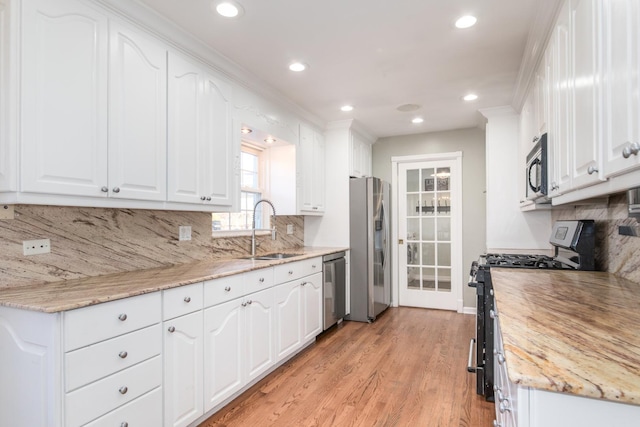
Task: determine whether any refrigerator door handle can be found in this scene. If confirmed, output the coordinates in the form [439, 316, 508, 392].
[381, 199, 388, 270]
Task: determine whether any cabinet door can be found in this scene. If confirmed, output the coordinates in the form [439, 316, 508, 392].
[0, 1, 13, 192]
[21, 0, 108, 196]
[167, 52, 206, 204]
[244, 288, 275, 382]
[202, 73, 235, 207]
[109, 23, 167, 201]
[301, 272, 323, 342]
[602, 0, 640, 177]
[298, 124, 315, 211]
[551, 1, 573, 194]
[203, 299, 243, 412]
[311, 131, 326, 211]
[570, 0, 603, 189]
[274, 280, 303, 362]
[163, 311, 203, 427]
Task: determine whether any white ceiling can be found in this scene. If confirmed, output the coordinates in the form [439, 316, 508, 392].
[137, 0, 551, 139]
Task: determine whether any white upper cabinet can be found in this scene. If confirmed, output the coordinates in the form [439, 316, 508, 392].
[167, 52, 237, 209]
[298, 123, 325, 214]
[0, 0, 14, 192]
[549, 0, 573, 195]
[570, 0, 604, 189]
[109, 22, 167, 201]
[21, 0, 109, 197]
[601, 0, 640, 178]
[350, 132, 372, 178]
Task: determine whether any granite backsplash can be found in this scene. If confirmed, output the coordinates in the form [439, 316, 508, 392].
[551, 192, 640, 284]
[0, 205, 304, 288]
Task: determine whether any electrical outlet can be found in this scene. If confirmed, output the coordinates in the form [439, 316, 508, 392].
[286, 224, 294, 235]
[179, 226, 192, 241]
[23, 239, 51, 256]
[0, 205, 14, 220]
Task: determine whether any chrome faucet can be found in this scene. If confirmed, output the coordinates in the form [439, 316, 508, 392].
[251, 199, 277, 256]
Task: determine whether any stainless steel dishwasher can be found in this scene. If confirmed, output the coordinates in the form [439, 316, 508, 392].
[323, 251, 346, 330]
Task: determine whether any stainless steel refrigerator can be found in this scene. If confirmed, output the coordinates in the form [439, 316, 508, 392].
[347, 177, 391, 322]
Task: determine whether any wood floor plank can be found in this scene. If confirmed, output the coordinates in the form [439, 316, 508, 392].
[199, 307, 495, 427]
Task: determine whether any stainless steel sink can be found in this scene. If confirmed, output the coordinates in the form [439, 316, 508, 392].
[245, 253, 302, 260]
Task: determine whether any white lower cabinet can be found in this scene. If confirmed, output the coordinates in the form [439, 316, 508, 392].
[275, 271, 323, 362]
[203, 286, 275, 411]
[0, 259, 324, 426]
[163, 311, 204, 427]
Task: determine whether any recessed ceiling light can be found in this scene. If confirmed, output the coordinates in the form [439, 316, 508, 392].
[289, 62, 308, 72]
[463, 93, 478, 101]
[214, 1, 244, 18]
[412, 117, 424, 124]
[264, 137, 276, 144]
[455, 15, 477, 29]
[341, 105, 354, 112]
[240, 127, 252, 134]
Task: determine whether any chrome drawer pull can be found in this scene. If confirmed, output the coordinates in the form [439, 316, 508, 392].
[168, 326, 176, 333]
[119, 386, 128, 395]
[118, 351, 128, 359]
[118, 313, 127, 321]
[184, 296, 191, 303]
[289, 270, 293, 275]
[224, 286, 231, 292]
[121, 422, 129, 427]
[259, 277, 265, 283]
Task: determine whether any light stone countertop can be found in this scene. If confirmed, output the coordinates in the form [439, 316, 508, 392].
[491, 268, 640, 405]
[0, 247, 347, 313]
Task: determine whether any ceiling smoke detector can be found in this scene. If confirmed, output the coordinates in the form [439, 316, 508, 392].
[397, 104, 421, 112]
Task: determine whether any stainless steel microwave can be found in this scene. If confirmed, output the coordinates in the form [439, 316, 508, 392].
[525, 133, 548, 201]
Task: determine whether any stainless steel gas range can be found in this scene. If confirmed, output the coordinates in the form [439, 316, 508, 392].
[466, 220, 596, 401]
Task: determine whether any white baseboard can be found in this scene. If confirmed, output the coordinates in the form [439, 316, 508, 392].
[462, 306, 477, 315]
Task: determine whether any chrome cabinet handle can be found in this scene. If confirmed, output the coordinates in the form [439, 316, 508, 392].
[119, 386, 128, 395]
[489, 309, 497, 319]
[121, 423, 129, 427]
[312, 264, 316, 268]
[206, 197, 212, 201]
[241, 302, 247, 307]
[112, 187, 120, 193]
[288, 270, 293, 275]
[168, 326, 175, 333]
[184, 296, 191, 303]
[247, 300, 252, 305]
[259, 277, 264, 283]
[587, 165, 598, 175]
[224, 286, 231, 292]
[101, 186, 108, 193]
[622, 142, 640, 158]
[301, 282, 307, 286]
[118, 313, 127, 321]
[312, 206, 318, 210]
[118, 351, 128, 359]
[200, 196, 206, 201]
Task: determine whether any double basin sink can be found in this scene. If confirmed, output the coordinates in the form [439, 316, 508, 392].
[244, 253, 302, 261]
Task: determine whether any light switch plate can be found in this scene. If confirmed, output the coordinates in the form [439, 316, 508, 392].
[179, 226, 192, 241]
[23, 239, 51, 256]
[286, 224, 294, 235]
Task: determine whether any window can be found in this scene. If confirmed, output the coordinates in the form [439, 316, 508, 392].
[212, 145, 267, 232]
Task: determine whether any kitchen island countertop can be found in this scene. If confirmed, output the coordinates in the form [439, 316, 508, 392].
[491, 268, 640, 405]
[0, 247, 347, 313]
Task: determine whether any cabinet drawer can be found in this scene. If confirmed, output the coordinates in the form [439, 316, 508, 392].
[65, 355, 162, 427]
[274, 257, 321, 283]
[65, 324, 161, 392]
[83, 387, 162, 427]
[163, 282, 203, 320]
[204, 274, 245, 307]
[245, 267, 274, 294]
[64, 292, 161, 351]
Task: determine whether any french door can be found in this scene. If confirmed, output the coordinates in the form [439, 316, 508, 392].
[395, 154, 462, 311]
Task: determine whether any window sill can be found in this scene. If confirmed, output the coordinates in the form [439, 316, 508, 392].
[212, 230, 271, 238]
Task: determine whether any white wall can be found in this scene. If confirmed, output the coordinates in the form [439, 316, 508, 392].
[481, 107, 552, 251]
[372, 127, 486, 310]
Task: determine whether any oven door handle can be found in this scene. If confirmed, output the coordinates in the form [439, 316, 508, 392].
[467, 338, 478, 373]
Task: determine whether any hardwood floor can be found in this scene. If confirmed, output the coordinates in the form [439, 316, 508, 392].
[200, 307, 495, 427]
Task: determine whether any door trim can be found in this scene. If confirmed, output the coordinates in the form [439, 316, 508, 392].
[391, 152, 463, 312]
